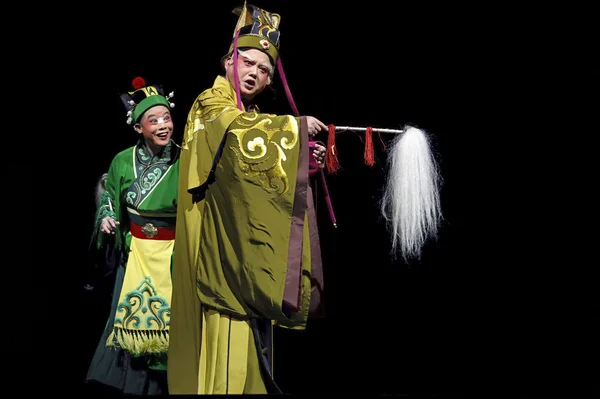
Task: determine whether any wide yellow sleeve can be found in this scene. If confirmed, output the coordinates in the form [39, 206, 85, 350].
[196, 110, 314, 328]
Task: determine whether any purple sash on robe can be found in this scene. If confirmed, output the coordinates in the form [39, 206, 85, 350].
[283, 117, 325, 316]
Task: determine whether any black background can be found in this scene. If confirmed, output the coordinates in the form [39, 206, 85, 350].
[23, 1, 597, 396]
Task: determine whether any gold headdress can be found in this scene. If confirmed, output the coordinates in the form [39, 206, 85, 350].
[223, 1, 281, 66]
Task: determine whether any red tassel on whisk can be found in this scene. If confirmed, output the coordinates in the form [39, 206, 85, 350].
[326, 124, 341, 173]
[364, 126, 375, 166]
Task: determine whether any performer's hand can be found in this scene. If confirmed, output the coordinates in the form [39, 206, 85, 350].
[306, 116, 328, 138]
[312, 143, 326, 169]
[101, 216, 120, 235]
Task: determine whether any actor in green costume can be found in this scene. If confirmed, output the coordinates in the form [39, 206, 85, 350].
[167, 2, 328, 394]
[86, 77, 179, 395]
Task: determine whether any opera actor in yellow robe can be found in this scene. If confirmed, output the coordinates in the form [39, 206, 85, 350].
[167, 2, 328, 395]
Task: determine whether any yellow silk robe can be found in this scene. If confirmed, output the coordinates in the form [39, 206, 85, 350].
[168, 76, 322, 394]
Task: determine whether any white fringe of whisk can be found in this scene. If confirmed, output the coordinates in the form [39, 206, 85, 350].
[379, 125, 443, 262]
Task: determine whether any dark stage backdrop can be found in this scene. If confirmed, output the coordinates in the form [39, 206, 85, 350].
[55, 1, 479, 395]
[36, 1, 595, 396]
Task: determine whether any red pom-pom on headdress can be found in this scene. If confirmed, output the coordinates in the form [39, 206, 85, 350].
[132, 77, 146, 90]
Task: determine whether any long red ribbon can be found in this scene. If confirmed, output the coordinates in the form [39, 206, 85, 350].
[278, 57, 337, 227]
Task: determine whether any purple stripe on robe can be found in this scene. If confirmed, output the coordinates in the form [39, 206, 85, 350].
[306, 182, 325, 318]
[283, 117, 309, 312]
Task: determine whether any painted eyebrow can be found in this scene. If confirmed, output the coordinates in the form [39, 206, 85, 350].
[145, 111, 170, 119]
[237, 49, 273, 74]
[238, 49, 254, 61]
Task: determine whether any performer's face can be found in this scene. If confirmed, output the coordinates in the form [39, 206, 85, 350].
[134, 105, 174, 155]
[225, 49, 273, 101]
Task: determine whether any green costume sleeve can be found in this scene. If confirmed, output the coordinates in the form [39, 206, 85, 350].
[95, 154, 124, 250]
[94, 191, 116, 249]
